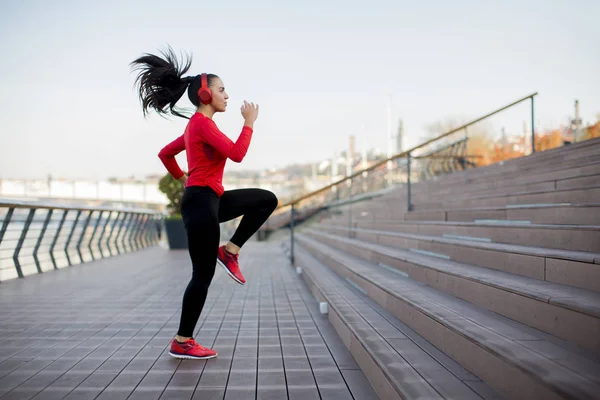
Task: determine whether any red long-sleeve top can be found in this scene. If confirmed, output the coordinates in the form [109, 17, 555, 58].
[158, 112, 253, 196]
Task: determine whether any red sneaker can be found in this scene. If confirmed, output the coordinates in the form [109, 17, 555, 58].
[169, 338, 217, 360]
[217, 245, 246, 285]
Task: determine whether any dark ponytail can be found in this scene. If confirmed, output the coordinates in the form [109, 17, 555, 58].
[130, 46, 195, 119]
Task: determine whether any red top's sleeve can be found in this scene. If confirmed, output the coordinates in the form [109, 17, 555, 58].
[198, 120, 253, 163]
[158, 134, 186, 179]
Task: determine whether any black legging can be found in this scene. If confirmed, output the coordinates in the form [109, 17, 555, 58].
[176, 186, 278, 338]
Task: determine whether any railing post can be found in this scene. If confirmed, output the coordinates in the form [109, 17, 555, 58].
[531, 96, 536, 153]
[88, 210, 104, 261]
[144, 214, 153, 247]
[123, 213, 135, 252]
[157, 216, 164, 245]
[139, 215, 149, 248]
[147, 214, 159, 246]
[77, 210, 94, 264]
[407, 152, 413, 212]
[132, 213, 143, 251]
[148, 215, 158, 246]
[50, 210, 68, 270]
[141, 215, 151, 247]
[128, 214, 142, 252]
[130, 214, 141, 251]
[0, 207, 14, 246]
[290, 204, 295, 265]
[0, 207, 14, 283]
[13, 208, 35, 278]
[33, 209, 53, 273]
[65, 210, 82, 266]
[135, 214, 148, 249]
[96, 211, 113, 259]
[119, 213, 134, 254]
[107, 211, 123, 256]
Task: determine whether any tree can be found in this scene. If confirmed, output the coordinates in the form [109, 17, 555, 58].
[535, 129, 563, 152]
[422, 117, 466, 139]
[422, 116, 495, 168]
[584, 120, 600, 140]
[488, 135, 527, 165]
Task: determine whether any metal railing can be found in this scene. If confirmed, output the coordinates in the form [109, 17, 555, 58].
[0, 200, 163, 282]
[264, 92, 538, 264]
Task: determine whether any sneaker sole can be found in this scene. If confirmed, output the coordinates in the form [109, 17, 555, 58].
[217, 258, 245, 285]
[168, 351, 218, 360]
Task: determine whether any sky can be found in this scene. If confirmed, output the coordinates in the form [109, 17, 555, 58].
[0, 0, 598, 180]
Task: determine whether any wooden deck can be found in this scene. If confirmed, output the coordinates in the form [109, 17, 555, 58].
[0, 241, 377, 399]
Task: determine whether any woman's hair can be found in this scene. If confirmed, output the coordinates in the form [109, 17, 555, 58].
[130, 45, 218, 119]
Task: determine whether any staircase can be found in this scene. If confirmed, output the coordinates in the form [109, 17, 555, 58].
[288, 137, 600, 399]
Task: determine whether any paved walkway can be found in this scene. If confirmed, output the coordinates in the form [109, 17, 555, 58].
[0, 241, 377, 399]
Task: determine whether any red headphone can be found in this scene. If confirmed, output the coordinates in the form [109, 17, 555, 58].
[198, 73, 213, 105]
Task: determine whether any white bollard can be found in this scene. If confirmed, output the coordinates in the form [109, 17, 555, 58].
[296, 266, 302, 275]
[319, 302, 328, 315]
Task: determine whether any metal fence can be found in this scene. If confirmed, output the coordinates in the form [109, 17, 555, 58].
[0, 200, 163, 282]
[261, 92, 539, 264]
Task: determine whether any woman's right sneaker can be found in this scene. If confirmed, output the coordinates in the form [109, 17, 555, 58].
[169, 338, 217, 360]
[217, 245, 246, 285]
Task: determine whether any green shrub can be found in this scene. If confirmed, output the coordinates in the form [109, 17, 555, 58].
[158, 172, 185, 219]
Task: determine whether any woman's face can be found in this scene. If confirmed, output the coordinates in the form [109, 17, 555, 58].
[210, 77, 229, 112]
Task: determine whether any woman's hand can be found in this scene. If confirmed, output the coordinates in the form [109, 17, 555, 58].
[241, 101, 259, 127]
[178, 173, 188, 186]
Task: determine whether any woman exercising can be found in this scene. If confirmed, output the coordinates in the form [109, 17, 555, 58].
[131, 47, 278, 359]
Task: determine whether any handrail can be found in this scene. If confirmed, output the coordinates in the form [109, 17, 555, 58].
[282, 92, 538, 207]
[0, 199, 158, 214]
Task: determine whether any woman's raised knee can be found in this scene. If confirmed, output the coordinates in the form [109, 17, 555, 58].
[263, 190, 278, 211]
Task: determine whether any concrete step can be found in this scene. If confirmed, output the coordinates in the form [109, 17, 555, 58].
[418, 166, 600, 200]
[402, 151, 600, 200]
[303, 228, 600, 352]
[382, 164, 600, 205]
[413, 158, 600, 195]
[335, 219, 600, 253]
[364, 203, 600, 225]
[431, 153, 600, 189]
[318, 223, 600, 292]
[406, 158, 598, 199]
[296, 233, 600, 400]
[425, 137, 600, 186]
[372, 184, 600, 213]
[429, 186, 600, 210]
[292, 244, 502, 400]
